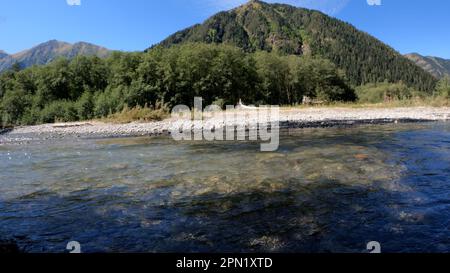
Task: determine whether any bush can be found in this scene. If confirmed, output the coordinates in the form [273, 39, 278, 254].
[356, 82, 413, 103]
[0, 90, 32, 125]
[436, 76, 450, 98]
[20, 106, 41, 125]
[39, 101, 78, 123]
[76, 91, 95, 120]
[94, 87, 124, 118]
[212, 98, 226, 108]
[104, 105, 168, 123]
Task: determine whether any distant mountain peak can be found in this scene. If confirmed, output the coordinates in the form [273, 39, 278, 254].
[72, 41, 109, 51]
[74, 41, 96, 46]
[43, 39, 66, 44]
[0, 50, 9, 58]
[241, 0, 265, 7]
[235, 0, 270, 14]
[0, 40, 111, 73]
[405, 53, 421, 58]
[405, 53, 450, 79]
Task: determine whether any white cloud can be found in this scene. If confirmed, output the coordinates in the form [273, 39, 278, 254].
[367, 0, 381, 6]
[66, 0, 81, 6]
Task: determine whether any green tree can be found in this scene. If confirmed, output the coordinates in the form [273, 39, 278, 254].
[436, 76, 450, 98]
[69, 56, 109, 100]
[0, 89, 31, 125]
[76, 91, 95, 120]
[39, 100, 78, 123]
[291, 56, 355, 102]
[254, 51, 292, 104]
[34, 58, 71, 107]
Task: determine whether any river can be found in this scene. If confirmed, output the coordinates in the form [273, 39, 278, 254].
[0, 122, 449, 252]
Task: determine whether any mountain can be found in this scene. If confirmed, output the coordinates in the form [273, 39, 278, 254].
[0, 40, 111, 73]
[405, 53, 450, 79]
[0, 50, 8, 59]
[156, 0, 436, 91]
[0, 51, 13, 72]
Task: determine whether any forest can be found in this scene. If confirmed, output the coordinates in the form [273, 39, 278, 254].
[1, 43, 449, 127]
[0, 43, 357, 126]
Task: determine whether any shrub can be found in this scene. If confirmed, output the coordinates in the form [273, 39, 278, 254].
[436, 76, 450, 98]
[212, 98, 226, 108]
[76, 91, 95, 120]
[94, 86, 125, 118]
[104, 105, 168, 123]
[20, 106, 41, 125]
[0, 90, 31, 125]
[356, 82, 413, 103]
[39, 101, 78, 123]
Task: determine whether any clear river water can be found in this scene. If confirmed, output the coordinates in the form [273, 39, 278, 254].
[0, 122, 449, 253]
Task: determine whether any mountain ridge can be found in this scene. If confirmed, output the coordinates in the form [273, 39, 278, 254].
[155, 0, 436, 91]
[405, 53, 450, 79]
[0, 40, 111, 72]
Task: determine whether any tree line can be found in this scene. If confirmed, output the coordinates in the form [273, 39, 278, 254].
[0, 43, 356, 126]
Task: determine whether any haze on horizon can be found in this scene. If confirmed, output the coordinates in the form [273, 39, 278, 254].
[0, 0, 449, 58]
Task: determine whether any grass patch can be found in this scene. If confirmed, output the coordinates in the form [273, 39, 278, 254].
[282, 97, 450, 110]
[102, 105, 169, 124]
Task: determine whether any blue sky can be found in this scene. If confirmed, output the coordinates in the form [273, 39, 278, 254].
[0, 0, 449, 58]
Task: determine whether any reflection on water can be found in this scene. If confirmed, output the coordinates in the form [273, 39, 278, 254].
[0, 123, 449, 253]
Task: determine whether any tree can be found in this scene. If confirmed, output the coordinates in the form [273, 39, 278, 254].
[254, 51, 292, 105]
[436, 76, 450, 98]
[76, 91, 95, 120]
[0, 89, 31, 125]
[289, 56, 355, 103]
[69, 56, 108, 100]
[34, 58, 71, 106]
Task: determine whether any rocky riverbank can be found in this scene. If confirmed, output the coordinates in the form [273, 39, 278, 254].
[1, 107, 449, 142]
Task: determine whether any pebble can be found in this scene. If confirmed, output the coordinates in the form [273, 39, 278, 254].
[2, 107, 450, 141]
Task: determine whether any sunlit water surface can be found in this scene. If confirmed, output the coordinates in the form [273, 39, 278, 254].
[0, 122, 449, 253]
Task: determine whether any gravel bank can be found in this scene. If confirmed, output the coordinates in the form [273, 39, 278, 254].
[2, 107, 450, 141]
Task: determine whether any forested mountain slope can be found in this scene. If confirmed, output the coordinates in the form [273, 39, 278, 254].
[157, 0, 436, 91]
